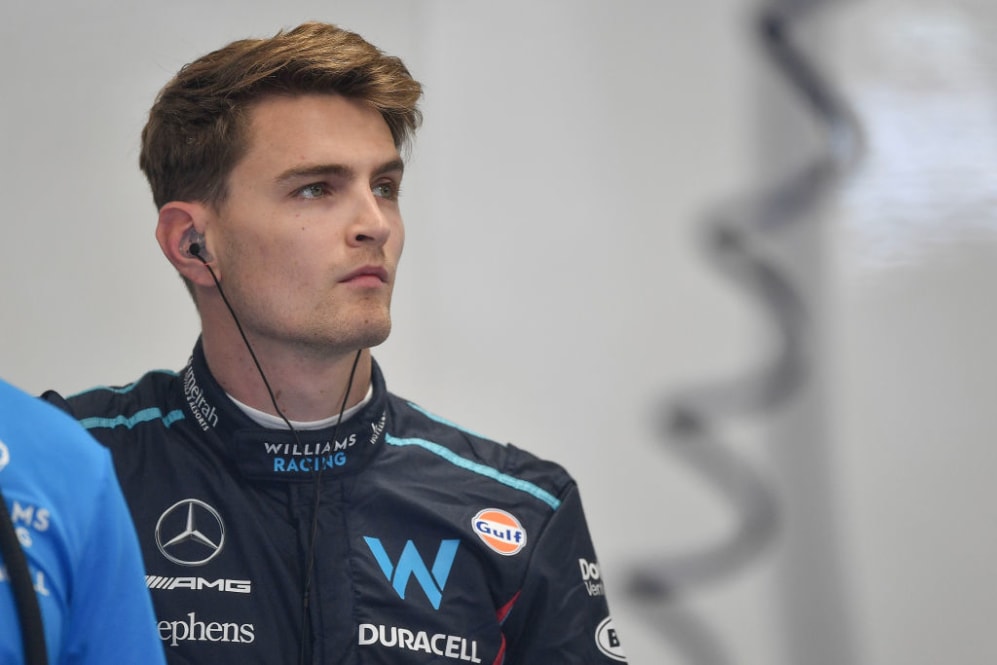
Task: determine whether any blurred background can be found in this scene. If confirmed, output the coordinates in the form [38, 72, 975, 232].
[1, 1, 995, 663]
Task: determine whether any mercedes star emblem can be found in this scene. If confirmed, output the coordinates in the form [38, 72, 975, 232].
[155, 498, 226, 566]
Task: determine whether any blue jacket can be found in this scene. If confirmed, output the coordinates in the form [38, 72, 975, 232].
[44, 341, 627, 664]
[0, 377, 165, 665]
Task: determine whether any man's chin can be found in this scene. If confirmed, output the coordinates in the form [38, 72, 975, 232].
[328, 318, 392, 354]
[356, 324, 391, 350]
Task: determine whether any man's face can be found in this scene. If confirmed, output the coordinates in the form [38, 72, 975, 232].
[207, 93, 405, 356]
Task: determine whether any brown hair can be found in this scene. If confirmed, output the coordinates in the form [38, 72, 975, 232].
[139, 22, 423, 209]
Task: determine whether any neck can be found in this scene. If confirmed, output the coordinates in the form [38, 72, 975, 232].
[199, 317, 372, 423]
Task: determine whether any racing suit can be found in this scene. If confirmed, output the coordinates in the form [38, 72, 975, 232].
[43, 340, 627, 664]
[0, 377, 165, 665]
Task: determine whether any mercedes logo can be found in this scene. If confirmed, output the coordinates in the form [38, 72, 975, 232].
[155, 498, 226, 567]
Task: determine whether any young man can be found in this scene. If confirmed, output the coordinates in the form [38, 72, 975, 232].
[44, 22, 626, 664]
[0, 377, 165, 664]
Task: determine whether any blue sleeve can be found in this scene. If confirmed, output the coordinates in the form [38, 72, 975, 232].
[62, 452, 166, 665]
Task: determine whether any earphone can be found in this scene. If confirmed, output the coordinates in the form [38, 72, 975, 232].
[180, 228, 214, 262]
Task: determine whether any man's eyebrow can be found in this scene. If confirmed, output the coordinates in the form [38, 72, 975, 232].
[274, 158, 405, 185]
[374, 158, 406, 177]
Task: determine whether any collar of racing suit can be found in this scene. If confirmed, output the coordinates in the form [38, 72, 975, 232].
[181, 338, 389, 483]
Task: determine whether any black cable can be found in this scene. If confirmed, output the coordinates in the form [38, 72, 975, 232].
[192, 253, 301, 434]
[191, 249, 362, 665]
[0, 485, 48, 665]
[298, 348, 361, 665]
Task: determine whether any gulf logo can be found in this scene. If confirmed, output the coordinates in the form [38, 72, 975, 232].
[472, 508, 527, 556]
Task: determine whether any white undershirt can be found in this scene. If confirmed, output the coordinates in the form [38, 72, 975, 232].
[227, 384, 374, 430]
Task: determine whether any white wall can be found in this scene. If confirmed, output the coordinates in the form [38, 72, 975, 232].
[1, 1, 994, 664]
[828, 1, 997, 664]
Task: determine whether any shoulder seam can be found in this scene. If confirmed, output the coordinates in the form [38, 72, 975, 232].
[404, 401, 493, 442]
[384, 434, 561, 511]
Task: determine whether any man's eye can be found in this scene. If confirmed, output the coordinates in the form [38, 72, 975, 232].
[298, 183, 327, 199]
[373, 182, 399, 200]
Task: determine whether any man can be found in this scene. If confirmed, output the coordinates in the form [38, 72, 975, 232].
[44, 22, 627, 664]
[0, 376, 166, 664]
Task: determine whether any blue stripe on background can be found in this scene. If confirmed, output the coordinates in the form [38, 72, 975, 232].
[80, 408, 184, 431]
[385, 434, 561, 510]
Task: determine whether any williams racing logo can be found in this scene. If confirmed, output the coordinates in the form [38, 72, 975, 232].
[264, 435, 356, 473]
[232, 411, 386, 479]
[363, 537, 459, 610]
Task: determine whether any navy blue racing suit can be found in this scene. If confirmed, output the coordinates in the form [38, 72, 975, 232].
[43, 341, 627, 664]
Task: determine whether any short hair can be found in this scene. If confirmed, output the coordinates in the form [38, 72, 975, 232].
[139, 22, 423, 210]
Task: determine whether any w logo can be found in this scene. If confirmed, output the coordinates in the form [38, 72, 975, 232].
[363, 537, 459, 610]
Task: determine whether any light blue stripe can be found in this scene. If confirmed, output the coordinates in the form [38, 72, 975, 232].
[406, 402, 491, 441]
[385, 434, 561, 511]
[68, 369, 179, 398]
[80, 408, 185, 431]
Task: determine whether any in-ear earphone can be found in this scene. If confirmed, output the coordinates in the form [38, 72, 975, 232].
[180, 228, 214, 262]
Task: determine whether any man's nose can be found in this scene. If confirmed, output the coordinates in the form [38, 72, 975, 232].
[347, 189, 391, 247]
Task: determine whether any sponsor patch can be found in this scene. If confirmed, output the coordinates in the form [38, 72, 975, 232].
[146, 575, 251, 594]
[472, 508, 526, 556]
[363, 537, 459, 610]
[183, 365, 219, 431]
[358, 623, 482, 662]
[155, 498, 225, 566]
[595, 616, 627, 662]
[579, 557, 606, 597]
[157, 612, 255, 647]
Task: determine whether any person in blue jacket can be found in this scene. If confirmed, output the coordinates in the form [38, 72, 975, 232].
[0, 376, 166, 665]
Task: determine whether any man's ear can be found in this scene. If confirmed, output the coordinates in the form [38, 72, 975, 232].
[156, 201, 218, 287]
